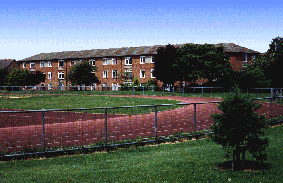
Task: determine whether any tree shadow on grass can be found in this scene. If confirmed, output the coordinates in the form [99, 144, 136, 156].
[218, 160, 271, 172]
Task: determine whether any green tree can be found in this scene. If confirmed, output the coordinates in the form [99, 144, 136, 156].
[210, 94, 269, 170]
[6, 69, 31, 86]
[67, 61, 99, 86]
[265, 36, 283, 87]
[154, 44, 179, 87]
[175, 43, 233, 83]
[0, 68, 9, 86]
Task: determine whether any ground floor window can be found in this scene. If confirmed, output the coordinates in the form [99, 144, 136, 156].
[58, 72, 64, 79]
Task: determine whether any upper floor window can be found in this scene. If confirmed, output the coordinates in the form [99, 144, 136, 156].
[70, 60, 75, 66]
[112, 70, 118, 78]
[30, 62, 35, 69]
[48, 72, 52, 80]
[23, 62, 26, 68]
[58, 60, 64, 67]
[140, 56, 145, 64]
[40, 61, 44, 67]
[103, 70, 108, 78]
[242, 54, 248, 69]
[151, 69, 155, 78]
[112, 58, 117, 65]
[140, 69, 145, 78]
[58, 72, 64, 79]
[89, 59, 95, 66]
[48, 61, 52, 67]
[252, 55, 256, 61]
[125, 57, 132, 65]
[103, 58, 108, 65]
[152, 56, 156, 63]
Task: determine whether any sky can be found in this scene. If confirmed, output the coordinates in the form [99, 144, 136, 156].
[1, 0, 282, 60]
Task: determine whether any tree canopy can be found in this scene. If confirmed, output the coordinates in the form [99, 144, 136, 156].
[67, 61, 99, 85]
[6, 69, 45, 86]
[154, 44, 233, 86]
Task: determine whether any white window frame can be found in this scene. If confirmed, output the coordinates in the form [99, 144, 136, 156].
[23, 62, 26, 68]
[125, 69, 132, 79]
[103, 70, 108, 78]
[125, 57, 132, 65]
[48, 61, 52, 67]
[140, 69, 145, 78]
[58, 60, 64, 67]
[70, 60, 75, 66]
[140, 56, 145, 64]
[48, 72, 52, 80]
[58, 72, 64, 79]
[112, 70, 118, 78]
[252, 55, 256, 61]
[40, 61, 44, 67]
[151, 56, 156, 63]
[242, 54, 248, 69]
[151, 69, 155, 78]
[103, 58, 107, 65]
[30, 62, 35, 69]
[89, 59, 95, 66]
[112, 58, 117, 65]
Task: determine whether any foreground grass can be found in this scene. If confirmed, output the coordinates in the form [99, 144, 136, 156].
[0, 95, 181, 114]
[0, 125, 282, 182]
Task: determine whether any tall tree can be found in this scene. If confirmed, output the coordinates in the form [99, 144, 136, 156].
[265, 36, 283, 87]
[6, 69, 31, 86]
[67, 61, 99, 86]
[154, 44, 179, 86]
[210, 94, 269, 170]
[175, 43, 233, 83]
[0, 68, 9, 86]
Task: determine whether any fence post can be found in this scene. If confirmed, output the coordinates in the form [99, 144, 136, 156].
[194, 103, 197, 135]
[133, 86, 134, 95]
[155, 105, 158, 143]
[143, 86, 144, 95]
[105, 107, 108, 152]
[202, 87, 203, 95]
[42, 111, 46, 155]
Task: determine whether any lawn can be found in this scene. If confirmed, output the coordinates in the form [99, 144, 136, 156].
[0, 94, 181, 114]
[0, 124, 282, 182]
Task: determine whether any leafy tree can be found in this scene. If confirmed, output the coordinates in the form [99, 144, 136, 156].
[210, 94, 269, 170]
[133, 77, 140, 86]
[0, 68, 8, 86]
[175, 43, 233, 83]
[6, 69, 31, 86]
[154, 44, 179, 86]
[6, 69, 46, 86]
[265, 36, 283, 87]
[67, 61, 99, 86]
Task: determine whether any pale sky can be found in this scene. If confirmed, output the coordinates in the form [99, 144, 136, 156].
[1, 0, 282, 60]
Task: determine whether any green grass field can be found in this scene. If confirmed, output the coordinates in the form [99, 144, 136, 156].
[0, 124, 282, 182]
[0, 94, 182, 114]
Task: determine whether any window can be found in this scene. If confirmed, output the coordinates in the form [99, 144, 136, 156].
[48, 61, 52, 67]
[58, 60, 64, 67]
[103, 58, 107, 65]
[58, 72, 64, 79]
[89, 59, 95, 66]
[140, 56, 145, 64]
[70, 60, 75, 66]
[48, 72, 52, 80]
[152, 56, 156, 63]
[125, 57, 132, 65]
[252, 55, 256, 61]
[112, 58, 117, 65]
[30, 62, 35, 69]
[23, 62, 26, 68]
[140, 69, 145, 78]
[151, 69, 155, 78]
[40, 61, 44, 67]
[103, 70, 108, 78]
[112, 70, 118, 78]
[242, 54, 247, 69]
[125, 69, 132, 79]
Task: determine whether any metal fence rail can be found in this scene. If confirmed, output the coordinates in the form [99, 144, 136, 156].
[0, 96, 282, 160]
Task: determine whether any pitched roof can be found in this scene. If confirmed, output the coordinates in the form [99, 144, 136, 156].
[18, 43, 261, 62]
[0, 59, 16, 69]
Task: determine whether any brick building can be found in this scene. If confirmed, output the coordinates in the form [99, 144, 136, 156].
[0, 59, 19, 72]
[17, 43, 260, 89]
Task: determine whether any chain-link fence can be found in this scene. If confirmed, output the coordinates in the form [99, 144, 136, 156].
[0, 96, 282, 160]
